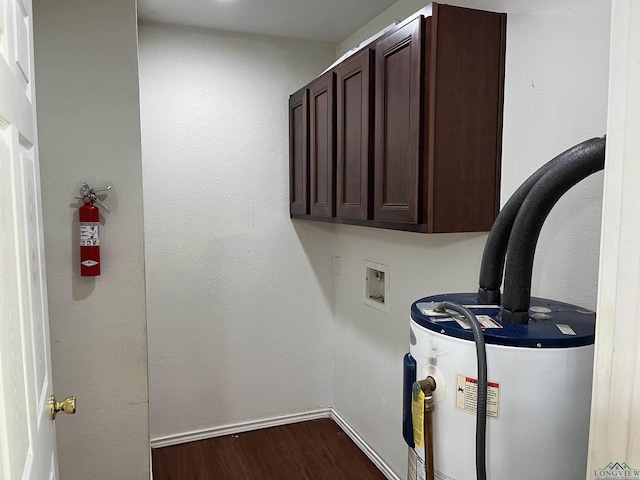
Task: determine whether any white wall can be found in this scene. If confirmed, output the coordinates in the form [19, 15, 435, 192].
[33, 1, 149, 479]
[333, 0, 611, 476]
[138, 23, 336, 441]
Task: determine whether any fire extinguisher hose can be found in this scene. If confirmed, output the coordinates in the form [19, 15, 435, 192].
[435, 301, 487, 480]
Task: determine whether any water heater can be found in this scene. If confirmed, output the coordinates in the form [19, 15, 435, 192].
[403, 137, 605, 480]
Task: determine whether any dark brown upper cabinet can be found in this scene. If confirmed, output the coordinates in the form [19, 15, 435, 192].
[374, 17, 424, 224]
[309, 72, 336, 218]
[374, 4, 506, 232]
[336, 49, 374, 220]
[289, 88, 308, 215]
[289, 3, 506, 234]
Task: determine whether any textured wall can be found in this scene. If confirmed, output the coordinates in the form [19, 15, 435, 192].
[138, 22, 336, 441]
[33, 0, 149, 478]
[333, 0, 610, 476]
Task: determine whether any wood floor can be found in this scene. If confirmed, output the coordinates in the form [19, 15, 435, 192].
[152, 418, 386, 480]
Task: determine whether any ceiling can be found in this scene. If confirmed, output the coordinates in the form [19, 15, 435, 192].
[137, 0, 400, 44]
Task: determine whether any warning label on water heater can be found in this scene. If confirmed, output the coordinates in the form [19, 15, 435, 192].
[408, 449, 426, 480]
[455, 374, 500, 420]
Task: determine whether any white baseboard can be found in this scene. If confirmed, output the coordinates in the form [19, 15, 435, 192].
[150, 408, 399, 480]
[330, 410, 401, 480]
[150, 409, 331, 449]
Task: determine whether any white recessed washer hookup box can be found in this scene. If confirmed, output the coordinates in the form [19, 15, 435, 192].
[364, 260, 389, 313]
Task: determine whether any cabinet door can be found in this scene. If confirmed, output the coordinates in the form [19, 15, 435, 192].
[309, 72, 336, 217]
[374, 17, 424, 223]
[289, 88, 308, 215]
[336, 49, 374, 220]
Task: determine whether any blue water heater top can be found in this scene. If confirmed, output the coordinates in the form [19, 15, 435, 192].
[410, 292, 596, 348]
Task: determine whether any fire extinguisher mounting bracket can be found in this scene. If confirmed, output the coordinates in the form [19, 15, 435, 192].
[75, 183, 112, 213]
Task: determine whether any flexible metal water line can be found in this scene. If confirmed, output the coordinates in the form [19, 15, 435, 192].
[418, 377, 436, 480]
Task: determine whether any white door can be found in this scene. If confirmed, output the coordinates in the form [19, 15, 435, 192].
[0, 0, 60, 478]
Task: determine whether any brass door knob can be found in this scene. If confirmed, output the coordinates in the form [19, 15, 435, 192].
[50, 395, 76, 420]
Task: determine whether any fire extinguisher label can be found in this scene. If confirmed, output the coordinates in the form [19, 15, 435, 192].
[80, 222, 100, 246]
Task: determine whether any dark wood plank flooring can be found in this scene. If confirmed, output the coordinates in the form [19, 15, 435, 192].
[152, 418, 386, 480]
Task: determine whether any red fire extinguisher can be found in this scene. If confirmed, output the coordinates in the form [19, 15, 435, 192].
[77, 183, 111, 276]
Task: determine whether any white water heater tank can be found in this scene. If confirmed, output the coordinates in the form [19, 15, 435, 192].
[404, 293, 595, 480]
